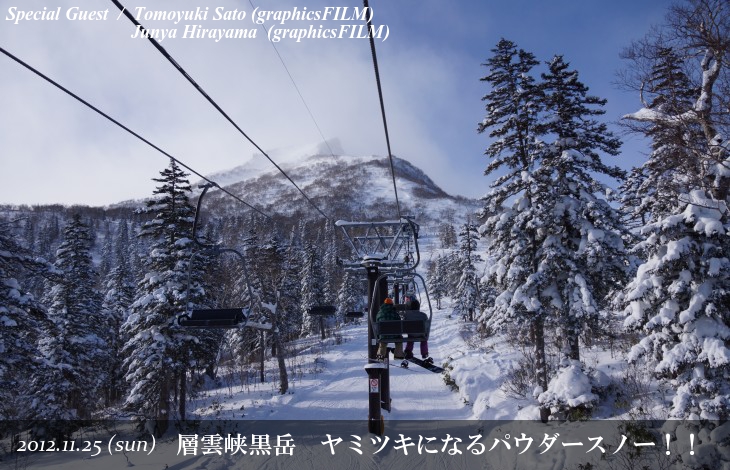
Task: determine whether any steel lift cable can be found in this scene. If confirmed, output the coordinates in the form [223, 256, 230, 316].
[111, 0, 333, 224]
[0, 46, 270, 220]
[362, 0, 402, 220]
[247, 0, 338, 160]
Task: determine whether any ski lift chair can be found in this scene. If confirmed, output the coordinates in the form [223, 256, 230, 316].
[371, 273, 432, 344]
[345, 311, 365, 324]
[307, 305, 336, 316]
[175, 184, 254, 330]
[178, 308, 249, 328]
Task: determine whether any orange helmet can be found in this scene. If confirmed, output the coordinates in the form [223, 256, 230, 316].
[384, 298, 394, 305]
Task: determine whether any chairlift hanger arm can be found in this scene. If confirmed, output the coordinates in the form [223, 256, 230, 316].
[178, 182, 257, 329]
[192, 183, 219, 250]
[335, 218, 420, 268]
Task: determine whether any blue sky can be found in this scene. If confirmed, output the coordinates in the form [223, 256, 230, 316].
[0, 0, 672, 206]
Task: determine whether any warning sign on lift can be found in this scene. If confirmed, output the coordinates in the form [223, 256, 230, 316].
[369, 378, 379, 393]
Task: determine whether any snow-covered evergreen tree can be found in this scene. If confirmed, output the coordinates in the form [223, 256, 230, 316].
[621, 47, 705, 225]
[0, 222, 49, 420]
[454, 221, 481, 321]
[476, 39, 551, 419]
[618, 0, 730, 420]
[98, 221, 114, 281]
[535, 55, 627, 362]
[101, 220, 135, 404]
[248, 236, 289, 390]
[35, 214, 106, 419]
[437, 223, 457, 249]
[442, 250, 463, 294]
[38, 215, 61, 260]
[622, 191, 729, 419]
[426, 254, 446, 310]
[121, 160, 206, 433]
[427, 255, 447, 310]
[278, 230, 304, 340]
[322, 221, 339, 305]
[337, 269, 362, 324]
[478, 41, 627, 420]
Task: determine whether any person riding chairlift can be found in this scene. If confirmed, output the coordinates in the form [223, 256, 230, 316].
[376, 297, 404, 359]
[403, 294, 432, 363]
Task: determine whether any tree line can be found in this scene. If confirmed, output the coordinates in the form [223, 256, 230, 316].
[459, 0, 729, 421]
[0, 159, 361, 437]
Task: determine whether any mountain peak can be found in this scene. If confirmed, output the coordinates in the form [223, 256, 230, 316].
[201, 150, 479, 225]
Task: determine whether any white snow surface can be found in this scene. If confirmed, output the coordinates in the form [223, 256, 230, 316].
[188, 311, 476, 421]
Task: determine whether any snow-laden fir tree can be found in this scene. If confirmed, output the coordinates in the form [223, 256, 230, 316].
[337, 269, 363, 324]
[34, 214, 107, 419]
[249, 236, 289, 391]
[98, 221, 114, 281]
[618, 0, 730, 420]
[121, 160, 209, 434]
[622, 191, 729, 419]
[226, 226, 263, 368]
[427, 254, 448, 310]
[442, 250, 463, 294]
[524, 55, 627, 418]
[278, 228, 304, 340]
[322, 221, 339, 305]
[477, 277, 497, 323]
[476, 38, 552, 419]
[534, 55, 626, 362]
[454, 220, 481, 321]
[38, 215, 61, 261]
[478, 41, 627, 420]
[620, 47, 705, 226]
[0, 221, 50, 421]
[437, 223, 457, 249]
[101, 220, 135, 404]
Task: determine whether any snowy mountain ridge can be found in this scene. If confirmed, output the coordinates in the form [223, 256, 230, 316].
[198, 148, 481, 229]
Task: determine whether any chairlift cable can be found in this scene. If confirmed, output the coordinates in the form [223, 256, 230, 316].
[362, 0, 402, 220]
[0, 46, 271, 220]
[247, 0, 338, 160]
[111, 0, 333, 224]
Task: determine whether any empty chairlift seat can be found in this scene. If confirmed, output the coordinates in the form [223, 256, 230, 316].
[178, 308, 249, 328]
[345, 311, 365, 323]
[307, 305, 336, 316]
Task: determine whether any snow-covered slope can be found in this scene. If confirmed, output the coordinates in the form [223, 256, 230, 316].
[188, 302, 478, 421]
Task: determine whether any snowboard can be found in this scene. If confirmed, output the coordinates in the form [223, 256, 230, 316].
[400, 356, 444, 373]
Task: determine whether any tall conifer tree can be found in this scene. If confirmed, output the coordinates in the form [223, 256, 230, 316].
[0, 223, 49, 420]
[121, 160, 206, 433]
[619, 0, 730, 419]
[477, 39, 551, 420]
[454, 221, 481, 322]
[479, 41, 627, 419]
[535, 55, 626, 363]
[35, 214, 106, 419]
